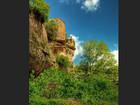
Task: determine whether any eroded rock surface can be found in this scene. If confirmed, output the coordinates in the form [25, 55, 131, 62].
[29, 13, 75, 75]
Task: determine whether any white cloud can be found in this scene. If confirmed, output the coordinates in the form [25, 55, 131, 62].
[81, 0, 100, 12]
[111, 50, 119, 64]
[59, 0, 100, 12]
[70, 34, 83, 60]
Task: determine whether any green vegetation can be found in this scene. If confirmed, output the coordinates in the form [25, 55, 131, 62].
[78, 40, 118, 84]
[45, 19, 58, 41]
[29, 1, 118, 105]
[29, 41, 118, 105]
[29, 67, 118, 105]
[29, 0, 50, 22]
[56, 54, 70, 69]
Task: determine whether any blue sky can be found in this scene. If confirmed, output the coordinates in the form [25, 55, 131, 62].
[45, 0, 118, 64]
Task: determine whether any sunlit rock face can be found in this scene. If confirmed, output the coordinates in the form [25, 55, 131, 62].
[66, 37, 76, 62]
[47, 18, 67, 57]
[52, 18, 66, 42]
[47, 18, 75, 63]
[29, 13, 53, 76]
[29, 13, 75, 75]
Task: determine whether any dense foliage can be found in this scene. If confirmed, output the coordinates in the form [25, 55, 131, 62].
[45, 19, 58, 41]
[79, 40, 118, 84]
[29, 66, 118, 105]
[56, 54, 70, 70]
[29, 0, 50, 22]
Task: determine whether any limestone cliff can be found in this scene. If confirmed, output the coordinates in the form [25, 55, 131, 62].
[29, 12, 75, 75]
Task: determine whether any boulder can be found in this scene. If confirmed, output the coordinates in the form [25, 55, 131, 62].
[46, 18, 66, 43]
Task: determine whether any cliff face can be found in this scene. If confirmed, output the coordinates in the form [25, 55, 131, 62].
[29, 13, 75, 75]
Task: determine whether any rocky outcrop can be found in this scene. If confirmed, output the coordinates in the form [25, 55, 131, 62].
[29, 13, 55, 76]
[29, 13, 75, 75]
[47, 18, 75, 62]
[51, 18, 66, 42]
[66, 37, 75, 62]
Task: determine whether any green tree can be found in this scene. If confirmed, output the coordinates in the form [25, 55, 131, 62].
[79, 40, 118, 83]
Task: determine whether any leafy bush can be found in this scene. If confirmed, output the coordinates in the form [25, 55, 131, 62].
[45, 20, 58, 41]
[29, 67, 118, 105]
[56, 54, 70, 69]
[29, 0, 50, 22]
[30, 95, 81, 105]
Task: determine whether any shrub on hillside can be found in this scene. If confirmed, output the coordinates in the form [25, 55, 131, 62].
[29, 0, 50, 22]
[56, 54, 70, 69]
[29, 67, 118, 105]
[45, 20, 58, 41]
